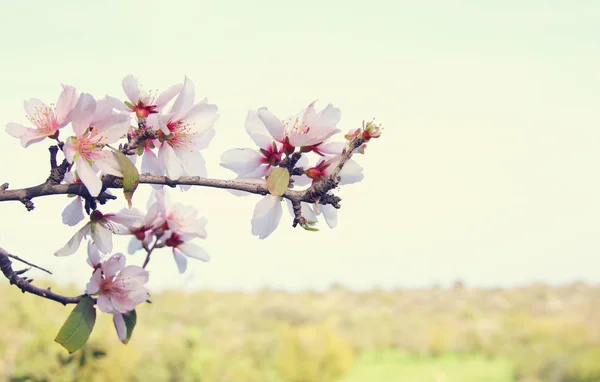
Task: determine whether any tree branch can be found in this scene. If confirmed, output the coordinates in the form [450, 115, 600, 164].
[0, 247, 87, 305]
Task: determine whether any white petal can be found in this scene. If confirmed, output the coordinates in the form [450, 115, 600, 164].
[62, 196, 85, 226]
[185, 102, 219, 135]
[320, 204, 338, 228]
[188, 128, 215, 151]
[177, 242, 210, 261]
[95, 152, 124, 177]
[155, 83, 184, 109]
[251, 195, 283, 239]
[220, 148, 264, 175]
[177, 149, 207, 177]
[317, 141, 346, 155]
[173, 249, 188, 273]
[113, 313, 127, 343]
[141, 148, 161, 175]
[5, 123, 26, 139]
[158, 143, 183, 179]
[76, 158, 102, 197]
[54, 224, 89, 257]
[122, 74, 140, 104]
[91, 224, 113, 254]
[85, 269, 102, 295]
[127, 237, 143, 254]
[102, 253, 126, 278]
[292, 174, 312, 187]
[339, 159, 364, 185]
[170, 76, 195, 121]
[245, 110, 272, 148]
[258, 107, 285, 142]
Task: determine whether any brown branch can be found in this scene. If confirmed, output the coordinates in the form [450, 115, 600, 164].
[0, 247, 87, 305]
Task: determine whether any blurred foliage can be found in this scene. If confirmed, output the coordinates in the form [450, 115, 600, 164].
[1, 280, 600, 381]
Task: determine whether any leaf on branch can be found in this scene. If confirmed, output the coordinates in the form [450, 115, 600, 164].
[266, 167, 290, 196]
[111, 149, 140, 208]
[54, 296, 97, 353]
[123, 310, 137, 344]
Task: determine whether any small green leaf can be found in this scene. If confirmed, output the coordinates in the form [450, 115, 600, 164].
[303, 226, 319, 232]
[54, 296, 96, 353]
[110, 149, 140, 208]
[267, 167, 290, 196]
[123, 310, 137, 344]
[124, 101, 135, 109]
[136, 145, 144, 156]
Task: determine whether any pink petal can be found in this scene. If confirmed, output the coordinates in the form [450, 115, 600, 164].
[257, 107, 285, 142]
[85, 269, 102, 295]
[103, 253, 126, 278]
[87, 241, 101, 267]
[97, 294, 114, 313]
[122, 74, 140, 104]
[5, 123, 26, 139]
[71, 94, 97, 137]
[118, 265, 150, 289]
[185, 102, 219, 135]
[55, 85, 78, 123]
[251, 195, 282, 239]
[113, 313, 127, 343]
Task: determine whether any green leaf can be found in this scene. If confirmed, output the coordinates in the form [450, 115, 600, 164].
[303, 226, 320, 232]
[136, 145, 144, 156]
[124, 101, 135, 109]
[54, 296, 96, 353]
[110, 149, 140, 208]
[123, 310, 137, 344]
[267, 167, 290, 196]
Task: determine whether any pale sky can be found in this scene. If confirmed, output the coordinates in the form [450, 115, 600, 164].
[0, 1, 599, 291]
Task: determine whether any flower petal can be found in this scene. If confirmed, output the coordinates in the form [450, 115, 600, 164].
[97, 294, 114, 313]
[170, 76, 195, 121]
[87, 241, 102, 267]
[91, 224, 113, 254]
[245, 110, 272, 148]
[85, 269, 102, 295]
[55, 84, 78, 123]
[54, 224, 90, 257]
[62, 197, 85, 226]
[76, 157, 102, 197]
[251, 195, 283, 239]
[177, 242, 210, 261]
[257, 107, 285, 142]
[173, 249, 188, 273]
[320, 204, 338, 229]
[71, 94, 96, 137]
[220, 148, 264, 175]
[113, 313, 127, 343]
[122, 74, 140, 104]
[103, 253, 126, 278]
[158, 143, 183, 179]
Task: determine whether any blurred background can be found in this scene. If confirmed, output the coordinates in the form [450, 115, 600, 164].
[1, 1, 600, 381]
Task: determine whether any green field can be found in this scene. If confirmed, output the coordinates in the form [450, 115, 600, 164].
[343, 351, 514, 382]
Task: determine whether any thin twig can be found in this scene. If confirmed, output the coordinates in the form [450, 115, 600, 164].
[6, 254, 52, 275]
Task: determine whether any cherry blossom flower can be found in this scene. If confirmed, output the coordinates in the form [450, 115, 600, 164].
[143, 77, 218, 180]
[85, 247, 149, 343]
[258, 100, 341, 154]
[143, 190, 210, 273]
[63, 94, 131, 197]
[111, 74, 183, 120]
[54, 209, 141, 257]
[6, 85, 77, 147]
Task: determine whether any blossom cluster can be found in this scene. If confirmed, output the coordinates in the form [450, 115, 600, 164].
[4, 74, 380, 346]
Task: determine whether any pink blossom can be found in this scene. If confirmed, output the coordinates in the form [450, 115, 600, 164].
[55, 209, 141, 257]
[63, 94, 131, 197]
[258, 101, 341, 154]
[145, 77, 218, 180]
[6, 85, 77, 147]
[119, 74, 182, 118]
